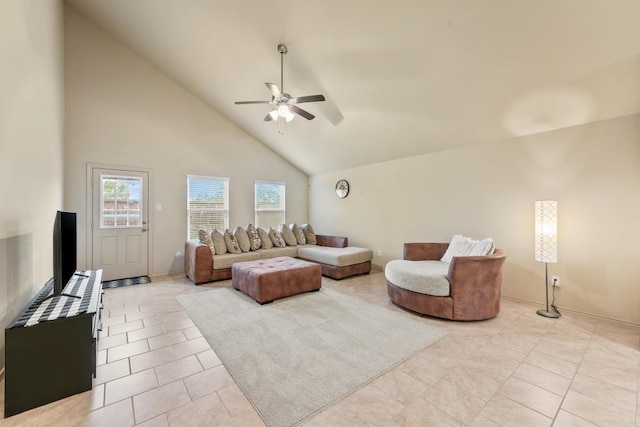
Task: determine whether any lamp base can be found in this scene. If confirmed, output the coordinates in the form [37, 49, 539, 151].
[537, 309, 560, 318]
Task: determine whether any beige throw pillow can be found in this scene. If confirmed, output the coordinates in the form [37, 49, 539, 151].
[198, 230, 215, 255]
[301, 223, 317, 245]
[269, 227, 286, 248]
[246, 224, 262, 251]
[234, 226, 251, 253]
[211, 229, 227, 255]
[279, 224, 297, 246]
[258, 227, 273, 249]
[291, 223, 306, 245]
[224, 229, 242, 254]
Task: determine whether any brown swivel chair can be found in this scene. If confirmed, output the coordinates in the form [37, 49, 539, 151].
[386, 243, 506, 321]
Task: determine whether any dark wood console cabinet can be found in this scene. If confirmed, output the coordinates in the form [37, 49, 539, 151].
[4, 270, 103, 417]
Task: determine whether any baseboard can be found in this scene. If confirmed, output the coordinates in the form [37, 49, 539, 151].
[501, 295, 640, 327]
[150, 271, 186, 279]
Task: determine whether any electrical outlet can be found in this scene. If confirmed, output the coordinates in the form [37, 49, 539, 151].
[377, 249, 382, 256]
[551, 275, 560, 287]
[176, 251, 183, 258]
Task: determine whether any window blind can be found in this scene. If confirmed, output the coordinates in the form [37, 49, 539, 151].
[187, 175, 229, 239]
[255, 181, 285, 229]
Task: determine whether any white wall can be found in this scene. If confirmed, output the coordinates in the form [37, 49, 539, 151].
[0, 0, 65, 370]
[64, 6, 308, 276]
[310, 114, 640, 325]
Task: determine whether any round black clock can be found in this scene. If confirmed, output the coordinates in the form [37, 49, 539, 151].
[335, 179, 349, 198]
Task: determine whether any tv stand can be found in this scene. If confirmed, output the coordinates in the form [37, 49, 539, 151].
[41, 292, 82, 302]
[4, 270, 103, 417]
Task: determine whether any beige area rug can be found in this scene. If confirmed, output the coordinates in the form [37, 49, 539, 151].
[177, 287, 445, 427]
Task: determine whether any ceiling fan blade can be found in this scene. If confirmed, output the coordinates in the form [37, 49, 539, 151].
[235, 100, 270, 105]
[265, 82, 281, 98]
[290, 105, 315, 120]
[293, 94, 325, 104]
[264, 112, 275, 121]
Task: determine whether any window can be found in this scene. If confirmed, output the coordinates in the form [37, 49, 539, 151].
[255, 181, 285, 228]
[187, 175, 229, 239]
[100, 175, 142, 228]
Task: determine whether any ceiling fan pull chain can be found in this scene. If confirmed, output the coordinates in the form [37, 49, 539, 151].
[278, 116, 285, 135]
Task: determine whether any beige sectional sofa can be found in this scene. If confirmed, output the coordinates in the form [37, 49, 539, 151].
[185, 224, 373, 284]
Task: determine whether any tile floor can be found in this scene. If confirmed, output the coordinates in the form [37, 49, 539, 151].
[1, 270, 639, 426]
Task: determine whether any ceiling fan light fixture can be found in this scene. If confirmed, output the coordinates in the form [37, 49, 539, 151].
[269, 110, 279, 121]
[277, 105, 295, 122]
[277, 105, 290, 117]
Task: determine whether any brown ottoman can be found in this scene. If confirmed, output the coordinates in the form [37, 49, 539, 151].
[232, 256, 322, 304]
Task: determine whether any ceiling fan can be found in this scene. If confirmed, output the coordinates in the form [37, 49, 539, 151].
[235, 44, 325, 124]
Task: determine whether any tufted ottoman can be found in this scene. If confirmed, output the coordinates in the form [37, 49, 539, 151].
[231, 256, 322, 304]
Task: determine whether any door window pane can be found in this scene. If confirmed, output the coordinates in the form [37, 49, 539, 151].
[100, 175, 142, 228]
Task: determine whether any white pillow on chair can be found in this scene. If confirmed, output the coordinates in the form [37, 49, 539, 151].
[441, 234, 495, 263]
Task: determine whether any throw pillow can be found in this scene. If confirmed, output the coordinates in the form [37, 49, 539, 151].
[291, 223, 306, 245]
[269, 227, 286, 248]
[246, 224, 262, 251]
[224, 228, 242, 254]
[198, 230, 215, 255]
[211, 229, 227, 255]
[234, 226, 251, 253]
[301, 223, 317, 245]
[258, 227, 273, 249]
[279, 223, 297, 246]
[441, 234, 495, 263]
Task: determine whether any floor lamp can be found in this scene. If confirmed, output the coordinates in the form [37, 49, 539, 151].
[535, 200, 560, 318]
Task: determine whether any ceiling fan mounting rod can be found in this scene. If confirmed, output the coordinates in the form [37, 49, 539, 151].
[278, 43, 287, 94]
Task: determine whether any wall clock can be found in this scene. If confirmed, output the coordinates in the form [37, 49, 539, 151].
[335, 179, 350, 198]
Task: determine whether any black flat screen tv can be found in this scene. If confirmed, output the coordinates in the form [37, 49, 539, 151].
[53, 211, 77, 296]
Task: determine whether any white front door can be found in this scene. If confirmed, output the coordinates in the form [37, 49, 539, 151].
[91, 167, 149, 281]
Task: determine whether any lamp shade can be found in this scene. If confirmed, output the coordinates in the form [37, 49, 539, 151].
[534, 200, 558, 263]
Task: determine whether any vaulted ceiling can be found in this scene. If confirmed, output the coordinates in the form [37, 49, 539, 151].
[65, 0, 640, 175]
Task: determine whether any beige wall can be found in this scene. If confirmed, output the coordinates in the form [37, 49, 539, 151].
[310, 114, 640, 325]
[0, 0, 65, 370]
[64, 6, 308, 276]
